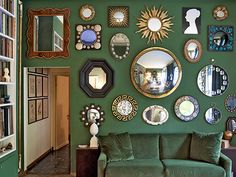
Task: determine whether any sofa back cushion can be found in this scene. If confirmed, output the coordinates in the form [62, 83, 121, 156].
[160, 134, 191, 159]
[130, 134, 159, 159]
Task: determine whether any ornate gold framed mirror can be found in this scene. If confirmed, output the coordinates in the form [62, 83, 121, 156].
[213, 5, 228, 21]
[130, 47, 182, 98]
[108, 6, 129, 28]
[184, 39, 202, 63]
[27, 8, 70, 58]
[79, 4, 95, 21]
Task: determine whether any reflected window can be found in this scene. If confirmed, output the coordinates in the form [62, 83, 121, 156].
[89, 67, 107, 89]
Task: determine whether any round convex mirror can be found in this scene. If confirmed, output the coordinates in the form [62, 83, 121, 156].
[142, 105, 168, 125]
[148, 18, 162, 32]
[197, 65, 228, 97]
[205, 107, 221, 125]
[213, 31, 228, 46]
[114, 11, 124, 22]
[225, 95, 236, 112]
[110, 33, 130, 60]
[213, 6, 228, 21]
[81, 29, 97, 45]
[130, 47, 182, 98]
[184, 39, 202, 63]
[79, 5, 95, 21]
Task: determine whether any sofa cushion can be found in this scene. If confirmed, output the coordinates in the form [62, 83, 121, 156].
[130, 134, 159, 159]
[163, 159, 226, 177]
[160, 134, 191, 159]
[190, 132, 223, 164]
[105, 159, 164, 177]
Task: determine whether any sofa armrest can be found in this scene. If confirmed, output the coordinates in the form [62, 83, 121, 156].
[98, 152, 107, 177]
[219, 153, 232, 177]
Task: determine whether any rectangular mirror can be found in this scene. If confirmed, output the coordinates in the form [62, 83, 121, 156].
[27, 8, 70, 58]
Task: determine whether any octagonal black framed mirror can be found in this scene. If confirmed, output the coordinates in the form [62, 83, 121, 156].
[80, 60, 114, 97]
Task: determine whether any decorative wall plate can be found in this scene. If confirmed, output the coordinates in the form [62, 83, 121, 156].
[213, 5, 228, 21]
[174, 96, 199, 121]
[80, 104, 105, 127]
[108, 6, 129, 28]
[75, 24, 101, 50]
[136, 6, 173, 44]
[79, 4, 95, 21]
[184, 39, 202, 63]
[205, 107, 221, 125]
[112, 95, 138, 121]
[225, 95, 236, 112]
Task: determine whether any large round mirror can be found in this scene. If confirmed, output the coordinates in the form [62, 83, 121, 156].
[174, 96, 199, 121]
[225, 95, 236, 112]
[143, 105, 168, 125]
[110, 33, 130, 60]
[197, 65, 228, 97]
[205, 107, 221, 125]
[131, 47, 182, 98]
[184, 39, 202, 63]
[213, 31, 228, 46]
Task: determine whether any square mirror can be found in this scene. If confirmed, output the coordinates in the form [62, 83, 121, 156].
[108, 6, 129, 28]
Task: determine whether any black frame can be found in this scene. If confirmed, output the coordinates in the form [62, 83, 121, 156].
[43, 98, 48, 119]
[28, 74, 36, 98]
[36, 76, 43, 97]
[36, 99, 43, 121]
[28, 99, 36, 124]
[80, 60, 114, 98]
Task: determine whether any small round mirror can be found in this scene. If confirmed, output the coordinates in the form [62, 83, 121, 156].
[81, 29, 97, 45]
[89, 67, 107, 89]
[79, 5, 95, 21]
[113, 11, 124, 22]
[110, 33, 130, 60]
[197, 65, 228, 97]
[143, 105, 168, 125]
[213, 31, 228, 46]
[148, 18, 162, 32]
[226, 117, 236, 133]
[225, 95, 236, 112]
[213, 6, 228, 21]
[184, 39, 202, 63]
[174, 96, 199, 121]
[205, 107, 221, 125]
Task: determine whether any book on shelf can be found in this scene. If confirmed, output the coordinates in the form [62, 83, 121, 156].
[0, 0, 14, 15]
[0, 36, 13, 58]
[0, 106, 13, 138]
[0, 10, 15, 38]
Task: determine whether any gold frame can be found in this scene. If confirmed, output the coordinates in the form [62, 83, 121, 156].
[184, 39, 202, 63]
[130, 47, 182, 98]
[112, 95, 138, 121]
[79, 4, 95, 21]
[213, 5, 228, 21]
[108, 6, 129, 28]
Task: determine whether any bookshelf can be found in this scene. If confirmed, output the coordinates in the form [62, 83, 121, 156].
[0, 0, 16, 159]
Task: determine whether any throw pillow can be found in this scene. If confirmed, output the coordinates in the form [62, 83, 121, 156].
[190, 132, 223, 164]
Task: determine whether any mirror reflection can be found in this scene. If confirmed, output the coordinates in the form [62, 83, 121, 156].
[148, 18, 162, 32]
[79, 4, 95, 21]
[225, 95, 236, 112]
[131, 47, 182, 98]
[117, 100, 132, 116]
[87, 109, 100, 123]
[108, 6, 129, 28]
[226, 117, 236, 132]
[179, 100, 194, 116]
[197, 65, 228, 97]
[81, 29, 97, 45]
[89, 67, 106, 89]
[113, 11, 124, 22]
[213, 31, 228, 46]
[205, 107, 221, 125]
[142, 105, 168, 125]
[34, 15, 64, 51]
[184, 39, 202, 63]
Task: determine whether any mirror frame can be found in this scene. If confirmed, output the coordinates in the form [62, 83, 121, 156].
[27, 8, 70, 58]
[80, 60, 114, 98]
[226, 117, 236, 133]
[184, 39, 202, 63]
[205, 107, 221, 125]
[142, 105, 168, 125]
[213, 5, 228, 21]
[130, 47, 182, 98]
[225, 95, 236, 112]
[79, 4, 95, 21]
[108, 6, 129, 28]
[112, 95, 138, 121]
[80, 103, 105, 127]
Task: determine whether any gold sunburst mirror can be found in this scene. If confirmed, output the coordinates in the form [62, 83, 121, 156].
[108, 6, 129, 28]
[136, 6, 173, 44]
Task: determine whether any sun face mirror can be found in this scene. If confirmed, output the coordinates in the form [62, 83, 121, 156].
[75, 24, 101, 50]
[184, 39, 202, 63]
[79, 5, 95, 21]
[27, 8, 70, 58]
[205, 107, 221, 125]
[226, 117, 236, 133]
[108, 6, 129, 28]
[208, 25, 233, 51]
[142, 105, 168, 125]
[80, 60, 114, 98]
[197, 65, 228, 97]
[80, 104, 104, 127]
[131, 47, 182, 98]
[112, 95, 138, 121]
[110, 33, 130, 60]
[225, 95, 236, 112]
[174, 96, 199, 121]
[213, 5, 228, 21]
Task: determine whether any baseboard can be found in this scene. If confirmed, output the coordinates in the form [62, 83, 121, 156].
[55, 141, 69, 150]
[70, 172, 76, 176]
[26, 147, 53, 170]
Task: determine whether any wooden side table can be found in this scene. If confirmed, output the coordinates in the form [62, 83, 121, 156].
[76, 147, 100, 177]
[222, 147, 236, 177]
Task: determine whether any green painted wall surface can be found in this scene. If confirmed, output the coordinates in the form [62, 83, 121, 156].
[22, 0, 236, 173]
[0, 153, 18, 176]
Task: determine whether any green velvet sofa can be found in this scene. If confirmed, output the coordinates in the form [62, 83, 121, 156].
[98, 133, 232, 177]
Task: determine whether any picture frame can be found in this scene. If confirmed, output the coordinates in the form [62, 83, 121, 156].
[36, 76, 43, 97]
[28, 74, 36, 98]
[36, 68, 43, 74]
[43, 98, 48, 119]
[36, 99, 43, 121]
[182, 7, 201, 34]
[28, 100, 36, 124]
[28, 67, 35, 73]
[43, 77, 48, 97]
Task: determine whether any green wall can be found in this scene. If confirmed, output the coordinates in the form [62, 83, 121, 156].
[21, 0, 236, 173]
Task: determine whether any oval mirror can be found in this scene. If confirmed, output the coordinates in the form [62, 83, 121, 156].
[213, 31, 228, 46]
[205, 107, 221, 125]
[79, 5, 95, 21]
[184, 39, 202, 63]
[110, 33, 130, 60]
[143, 105, 168, 125]
[225, 95, 236, 112]
[197, 65, 228, 97]
[226, 117, 236, 133]
[174, 96, 199, 121]
[130, 47, 182, 98]
[213, 5, 228, 21]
